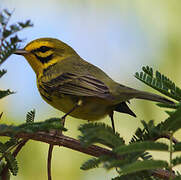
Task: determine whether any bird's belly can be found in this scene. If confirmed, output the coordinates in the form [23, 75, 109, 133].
[42, 93, 111, 121]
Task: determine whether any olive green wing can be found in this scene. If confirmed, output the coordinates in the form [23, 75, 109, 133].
[41, 72, 114, 100]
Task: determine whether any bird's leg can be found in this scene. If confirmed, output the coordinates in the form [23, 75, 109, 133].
[109, 111, 115, 132]
[61, 99, 83, 126]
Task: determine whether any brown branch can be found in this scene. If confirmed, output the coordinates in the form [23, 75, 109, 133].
[0, 131, 176, 179]
[0, 131, 116, 158]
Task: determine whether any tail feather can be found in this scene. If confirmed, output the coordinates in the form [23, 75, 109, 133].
[134, 90, 174, 105]
[118, 84, 174, 105]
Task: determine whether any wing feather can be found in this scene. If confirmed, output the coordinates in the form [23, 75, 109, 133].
[42, 73, 114, 100]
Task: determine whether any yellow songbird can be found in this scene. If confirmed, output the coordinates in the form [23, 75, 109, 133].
[14, 38, 173, 131]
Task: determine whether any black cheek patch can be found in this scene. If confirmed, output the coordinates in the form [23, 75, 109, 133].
[34, 53, 53, 64]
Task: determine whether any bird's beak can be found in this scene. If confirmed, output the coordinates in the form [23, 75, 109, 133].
[14, 49, 29, 55]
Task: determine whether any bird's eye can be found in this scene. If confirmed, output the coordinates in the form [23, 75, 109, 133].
[38, 46, 52, 53]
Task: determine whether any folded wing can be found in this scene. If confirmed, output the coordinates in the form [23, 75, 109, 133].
[41, 72, 114, 100]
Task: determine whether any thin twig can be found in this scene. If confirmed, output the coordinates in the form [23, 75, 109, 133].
[47, 144, 53, 180]
[154, 134, 179, 144]
[169, 133, 173, 180]
[12, 139, 28, 157]
[0, 112, 3, 120]
[163, 134, 179, 144]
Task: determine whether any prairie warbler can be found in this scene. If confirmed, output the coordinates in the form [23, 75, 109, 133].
[14, 38, 173, 131]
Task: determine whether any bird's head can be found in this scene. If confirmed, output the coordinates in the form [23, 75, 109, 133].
[14, 38, 78, 76]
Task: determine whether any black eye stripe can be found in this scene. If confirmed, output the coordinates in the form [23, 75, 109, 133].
[31, 46, 53, 53]
[38, 46, 53, 53]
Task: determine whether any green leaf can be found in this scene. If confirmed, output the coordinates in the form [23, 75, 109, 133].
[79, 123, 124, 148]
[161, 105, 181, 132]
[0, 40, 17, 65]
[104, 159, 133, 170]
[114, 142, 168, 155]
[130, 120, 162, 144]
[0, 69, 7, 78]
[0, 9, 11, 26]
[18, 118, 66, 133]
[156, 102, 179, 109]
[4, 138, 18, 150]
[172, 156, 181, 167]
[0, 118, 67, 136]
[174, 176, 181, 180]
[26, 109, 35, 123]
[0, 10, 33, 66]
[81, 155, 116, 170]
[3, 9, 11, 17]
[0, 89, 14, 97]
[0, 139, 18, 176]
[0, 89, 14, 99]
[135, 66, 181, 101]
[2, 20, 33, 39]
[81, 158, 101, 170]
[18, 20, 33, 28]
[4, 152, 18, 176]
[174, 142, 181, 152]
[120, 160, 168, 175]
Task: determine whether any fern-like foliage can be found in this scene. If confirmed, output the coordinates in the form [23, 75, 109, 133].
[0, 9, 33, 178]
[0, 138, 19, 176]
[160, 105, 181, 132]
[26, 109, 35, 123]
[0, 118, 66, 135]
[0, 117, 66, 177]
[80, 157, 102, 170]
[135, 66, 181, 103]
[79, 121, 170, 179]
[79, 66, 181, 179]
[0, 69, 6, 78]
[0, 9, 33, 65]
[0, 89, 14, 99]
[79, 123, 124, 148]
[0, 9, 33, 101]
[0, 69, 14, 100]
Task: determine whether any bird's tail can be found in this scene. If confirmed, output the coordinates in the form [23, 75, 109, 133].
[133, 90, 174, 105]
[118, 84, 174, 105]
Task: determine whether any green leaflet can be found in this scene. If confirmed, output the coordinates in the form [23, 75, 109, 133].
[135, 66, 181, 101]
[120, 160, 168, 175]
[26, 109, 36, 123]
[79, 122, 124, 148]
[114, 141, 168, 155]
[161, 105, 181, 132]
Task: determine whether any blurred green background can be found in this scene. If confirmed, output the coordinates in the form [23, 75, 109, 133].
[1, 0, 181, 179]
